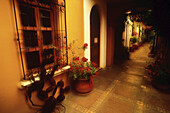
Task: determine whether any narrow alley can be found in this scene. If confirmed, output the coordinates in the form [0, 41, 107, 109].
[62, 43, 170, 113]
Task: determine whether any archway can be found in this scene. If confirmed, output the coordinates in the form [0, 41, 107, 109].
[90, 5, 100, 67]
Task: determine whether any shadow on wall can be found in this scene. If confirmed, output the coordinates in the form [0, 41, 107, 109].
[114, 13, 129, 63]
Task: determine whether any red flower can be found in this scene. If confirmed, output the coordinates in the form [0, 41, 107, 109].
[81, 57, 88, 62]
[65, 47, 70, 50]
[86, 66, 91, 70]
[74, 57, 79, 61]
[59, 56, 62, 60]
[86, 67, 91, 72]
[95, 72, 98, 76]
[133, 32, 138, 36]
[91, 62, 97, 67]
[80, 63, 83, 66]
[76, 67, 79, 70]
[84, 43, 88, 47]
[70, 66, 73, 71]
[148, 70, 152, 73]
[80, 67, 83, 73]
[83, 43, 88, 49]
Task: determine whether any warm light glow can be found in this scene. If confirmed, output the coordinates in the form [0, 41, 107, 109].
[125, 10, 131, 14]
[148, 9, 152, 12]
[141, 85, 146, 89]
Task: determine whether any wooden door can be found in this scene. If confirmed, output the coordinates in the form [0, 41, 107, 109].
[90, 6, 100, 67]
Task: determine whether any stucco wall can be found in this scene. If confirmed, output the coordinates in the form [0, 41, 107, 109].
[0, 0, 33, 112]
[66, 0, 84, 61]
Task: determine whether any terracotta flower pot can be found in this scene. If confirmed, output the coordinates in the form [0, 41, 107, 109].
[73, 76, 93, 93]
[152, 80, 170, 90]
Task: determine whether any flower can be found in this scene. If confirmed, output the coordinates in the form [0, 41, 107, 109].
[133, 32, 138, 36]
[95, 71, 99, 76]
[50, 41, 98, 80]
[146, 59, 170, 85]
[67, 56, 96, 80]
[66, 43, 97, 80]
[84, 43, 88, 48]
[83, 43, 88, 50]
[91, 62, 97, 67]
[74, 57, 79, 61]
[81, 57, 88, 62]
[65, 47, 70, 50]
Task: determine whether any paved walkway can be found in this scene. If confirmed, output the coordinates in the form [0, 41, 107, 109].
[62, 43, 170, 113]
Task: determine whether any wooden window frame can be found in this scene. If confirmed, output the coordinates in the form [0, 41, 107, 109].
[14, 0, 68, 79]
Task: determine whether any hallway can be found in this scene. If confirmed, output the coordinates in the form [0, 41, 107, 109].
[62, 43, 170, 113]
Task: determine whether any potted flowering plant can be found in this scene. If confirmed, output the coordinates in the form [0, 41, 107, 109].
[147, 59, 170, 90]
[68, 56, 97, 80]
[66, 43, 98, 93]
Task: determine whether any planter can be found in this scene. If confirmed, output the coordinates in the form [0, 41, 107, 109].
[130, 47, 134, 52]
[73, 76, 93, 93]
[152, 80, 170, 90]
[133, 44, 138, 50]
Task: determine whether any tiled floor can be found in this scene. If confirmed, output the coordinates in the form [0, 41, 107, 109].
[61, 43, 170, 113]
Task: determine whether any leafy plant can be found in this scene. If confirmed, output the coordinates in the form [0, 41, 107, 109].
[66, 43, 98, 80]
[147, 59, 170, 85]
[50, 41, 98, 80]
[130, 36, 138, 43]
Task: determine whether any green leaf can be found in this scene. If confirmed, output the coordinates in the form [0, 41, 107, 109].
[74, 74, 77, 79]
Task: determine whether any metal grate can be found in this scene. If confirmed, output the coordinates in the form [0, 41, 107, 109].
[13, 0, 68, 79]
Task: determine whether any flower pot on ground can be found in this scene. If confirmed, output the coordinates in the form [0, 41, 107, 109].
[65, 43, 98, 93]
[129, 46, 134, 52]
[133, 44, 138, 50]
[72, 76, 93, 93]
[130, 37, 138, 52]
[151, 69, 170, 90]
[152, 79, 170, 90]
[147, 58, 170, 91]
[67, 57, 97, 93]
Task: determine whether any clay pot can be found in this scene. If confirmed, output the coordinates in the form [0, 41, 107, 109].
[73, 76, 93, 93]
[152, 80, 170, 90]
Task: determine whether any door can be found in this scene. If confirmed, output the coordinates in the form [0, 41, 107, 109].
[90, 6, 100, 67]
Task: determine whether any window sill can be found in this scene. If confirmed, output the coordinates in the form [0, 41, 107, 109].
[18, 65, 70, 88]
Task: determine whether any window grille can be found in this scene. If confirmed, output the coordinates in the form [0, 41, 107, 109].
[13, 0, 68, 79]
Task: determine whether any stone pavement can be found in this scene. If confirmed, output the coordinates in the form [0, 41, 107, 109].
[62, 43, 170, 113]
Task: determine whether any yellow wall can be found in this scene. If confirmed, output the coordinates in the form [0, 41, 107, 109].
[0, 0, 34, 112]
[66, 0, 84, 61]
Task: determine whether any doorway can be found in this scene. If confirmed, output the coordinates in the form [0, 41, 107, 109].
[90, 5, 100, 67]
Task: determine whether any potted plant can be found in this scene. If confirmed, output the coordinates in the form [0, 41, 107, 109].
[130, 36, 138, 52]
[147, 59, 170, 90]
[66, 43, 98, 93]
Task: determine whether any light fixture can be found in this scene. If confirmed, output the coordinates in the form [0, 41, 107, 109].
[125, 10, 131, 14]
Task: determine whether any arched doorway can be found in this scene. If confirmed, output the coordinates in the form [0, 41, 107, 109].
[90, 5, 100, 67]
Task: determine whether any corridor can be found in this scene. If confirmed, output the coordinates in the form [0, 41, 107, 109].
[62, 43, 170, 113]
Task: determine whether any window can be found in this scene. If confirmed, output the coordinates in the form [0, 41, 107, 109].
[14, 0, 68, 79]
